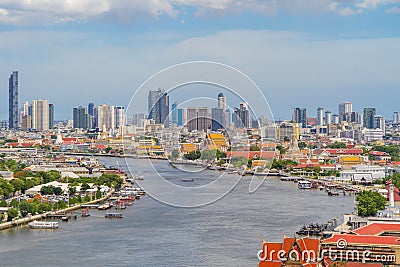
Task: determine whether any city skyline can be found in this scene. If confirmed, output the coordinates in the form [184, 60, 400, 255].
[1, 2, 400, 120]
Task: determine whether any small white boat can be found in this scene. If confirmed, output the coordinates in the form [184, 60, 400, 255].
[298, 180, 312, 189]
[29, 220, 59, 229]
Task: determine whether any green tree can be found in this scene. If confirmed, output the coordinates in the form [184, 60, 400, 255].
[0, 199, 7, 207]
[81, 183, 90, 192]
[9, 198, 19, 208]
[170, 150, 180, 160]
[356, 191, 387, 217]
[183, 150, 201, 161]
[7, 208, 19, 221]
[298, 142, 307, 150]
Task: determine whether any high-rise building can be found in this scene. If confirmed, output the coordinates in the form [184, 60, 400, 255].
[32, 99, 50, 131]
[171, 102, 178, 125]
[218, 93, 226, 111]
[148, 88, 169, 127]
[49, 103, 54, 129]
[115, 106, 125, 128]
[363, 107, 376, 129]
[339, 102, 352, 122]
[73, 106, 91, 129]
[8, 71, 19, 129]
[234, 102, 250, 128]
[88, 103, 95, 116]
[132, 113, 145, 127]
[211, 108, 224, 131]
[185, 107, 210, 132]
[325, 111, 332, 125]
[22, 101, 29, 116]
[394, 112, 399, 124]
[317, 107, 324, 126]
[374, 115, 385, 134]
[332, 114, 339, 124]
[292, 107, 307, 128]
[97, 104, 115, 130]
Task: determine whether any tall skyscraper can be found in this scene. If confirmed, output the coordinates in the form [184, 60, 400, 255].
[317, 107, 324, 126]
[73, 106, 91, 129]
[186, 107, 210, 132]
[363, 107, 376, 129]
[234, 102, 250, 128]
[88, 102, 95, 116]
[211, 107, 224, 131]
[32, 99, 50, 131]
[339, 102, 352, 123]
[325, 111, 332, 125]
[394, 112, 399, 124]
[148, 88, 169, 127]
[374, 115, 385, 134]
[171, 102, 178, 125]
[97, 104, 115, 130]
[292, 107, 307, 128]
[8, 71, 19, 129]
[218, 93, 226, 111]
[115, 106, 125, 128]
[48, 103, 54, 129]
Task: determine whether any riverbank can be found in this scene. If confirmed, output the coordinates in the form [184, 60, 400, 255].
[0, 189, 114, 231]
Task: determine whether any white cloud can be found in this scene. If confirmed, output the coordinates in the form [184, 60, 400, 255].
[0, 0, 398, 25]
[386, 6, 400, 13]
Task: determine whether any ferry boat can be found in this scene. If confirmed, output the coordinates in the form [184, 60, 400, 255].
[29, 220, 59, 229]
[298, 180, 312, 189]
[104, 213, 123, 219]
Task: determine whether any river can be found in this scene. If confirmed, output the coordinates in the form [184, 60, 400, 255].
[0, 158, 355, 266]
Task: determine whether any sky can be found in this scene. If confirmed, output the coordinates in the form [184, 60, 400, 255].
[1, 0, 400, 121]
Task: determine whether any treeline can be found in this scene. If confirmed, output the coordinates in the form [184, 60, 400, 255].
[0, 171, 61, 198]
[60, 174, 123, 189]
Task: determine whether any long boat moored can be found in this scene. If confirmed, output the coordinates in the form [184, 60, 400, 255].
[104, 213, 123, 219]
[28, 220, 59, 229]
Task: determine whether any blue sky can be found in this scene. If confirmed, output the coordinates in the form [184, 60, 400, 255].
[1, 0, 400, 121]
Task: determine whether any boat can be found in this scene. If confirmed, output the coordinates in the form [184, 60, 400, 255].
[137, 175, 144, 180]
[104, 213, 123, 219]
[98, 202, 113, 210]
[327, 190, 340, 196]
[182, 178, 194, 182]
[61, 216, 68, 222]
[298, 180, 312, 189]
[29, 220, 59, 229]
[82, 208, 90, 217]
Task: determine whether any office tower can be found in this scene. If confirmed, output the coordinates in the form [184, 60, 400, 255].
[49, 104, 54, 129]
[317, 107, 324, 126]
[21, 115, 31, 130]
[148, 88, 169, 127]
[332, 114, 339, 124]
[363, 107, 376, 129]
[97, 104, 115, 130]
[292, 107, 307, 128]
[374, 115, 385, 134]
[32, 99, 50, 131]
[73, 106, 90, 129]
[88, 102, 95, 128]
[178, 108, 185, 126]
[212, 108, 224, 131]
[22, 101, 29, 116]
[88, 103, 95, 116]
[218, 93, 226, 111]
[115, 106, 125, 128]
[234, 102, 250, 128]
[325, 111, 332, 125]
[185, 107, 210, 132]
[394, 112, 399, 124]
[132, 113, 145, 126]
[339, 102, 352, 122]
[8, 71, 19, 129]
[171, 102, 178, 125]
